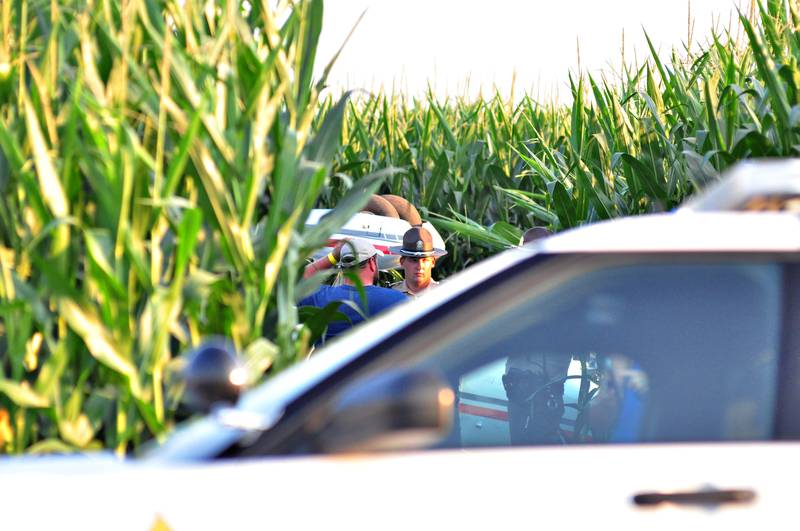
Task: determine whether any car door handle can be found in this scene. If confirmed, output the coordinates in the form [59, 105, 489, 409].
[633, 489, 756, 507]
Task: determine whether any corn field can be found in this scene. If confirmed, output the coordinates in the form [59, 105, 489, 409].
[0, 0, 387, 454]
[327, 0, 798, 275]
[0, 0, 798, 454]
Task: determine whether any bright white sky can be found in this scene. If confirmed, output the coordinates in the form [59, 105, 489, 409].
[316, 0, 751, 101]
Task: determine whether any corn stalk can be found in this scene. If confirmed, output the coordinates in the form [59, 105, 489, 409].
[0, 0, 381, 454]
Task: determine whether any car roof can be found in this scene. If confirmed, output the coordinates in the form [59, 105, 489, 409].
[539, 211, 800, 253]
[680, 158, 800, 212]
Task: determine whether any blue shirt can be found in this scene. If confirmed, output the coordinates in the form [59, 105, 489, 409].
[299, 285, 407, 342]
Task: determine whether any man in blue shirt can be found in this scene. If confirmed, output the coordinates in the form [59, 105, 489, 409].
[301, 238, 407, 342]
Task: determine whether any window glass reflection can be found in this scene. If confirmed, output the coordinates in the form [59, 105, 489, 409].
[448, 263, 782, 447]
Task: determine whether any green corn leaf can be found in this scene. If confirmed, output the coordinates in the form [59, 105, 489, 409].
[173, 208, 203, 282]
[305, 92, 352, 167]
[242, 338, 277, 384]
[240, 46, 281, 122]
[34, 340, 69, 398]
[296, 0, 323, 109]
[23, 94, 67, 218]
[575, 164, 614, 220]
[59, 299, 141, 399]
[135, 397, 166, 437]
[429, 212, 514, 251]
[703, 75, 728, 154]
[489, 221, 523, 246]
[644, 31, 688, 122]
[740, 10, 793, 151]
[26, 439, 80, 454]
[163, 100, 205, 200]
[0, 379, 49, 408]
[494, 186, 558, 226]
[758, 0, 785, 60]
[620, 154, 668, 203]
[552, 181, 577, 229]
[84, 229, 126, 299]
[569, 74, 585, 156]
[430, 97, 459, 151]
[58, 414, 95, 448]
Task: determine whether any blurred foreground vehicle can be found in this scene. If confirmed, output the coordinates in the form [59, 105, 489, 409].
[5, 160, 800, 530]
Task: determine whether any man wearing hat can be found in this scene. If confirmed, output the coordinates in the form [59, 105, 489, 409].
[301, 238, 407, 342]
[390, 226, 447, 298]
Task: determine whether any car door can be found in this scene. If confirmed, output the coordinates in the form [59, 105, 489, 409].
[231, 253, 800, 456]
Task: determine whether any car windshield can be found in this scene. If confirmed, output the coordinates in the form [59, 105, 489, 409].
[420, 262, 783, 446]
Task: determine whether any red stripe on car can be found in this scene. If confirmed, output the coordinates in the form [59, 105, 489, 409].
[458, 403, 509, 421]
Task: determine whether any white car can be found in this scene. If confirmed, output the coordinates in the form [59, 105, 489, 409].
[5, 160, 800, 530]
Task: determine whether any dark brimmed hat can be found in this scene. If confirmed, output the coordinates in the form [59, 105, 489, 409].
[390, 226, 447, 258]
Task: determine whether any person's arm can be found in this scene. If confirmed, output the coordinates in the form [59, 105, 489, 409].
[303, 240, 346, 280]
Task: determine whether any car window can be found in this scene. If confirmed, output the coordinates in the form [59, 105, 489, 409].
[419, 262, 783, 447]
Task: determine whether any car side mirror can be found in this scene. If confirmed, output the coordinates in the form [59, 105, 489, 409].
[312, 369, 455, 453]
[181, 339, 248, 414]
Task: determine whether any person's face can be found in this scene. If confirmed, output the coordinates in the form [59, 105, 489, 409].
[400, 256, 435, 288]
